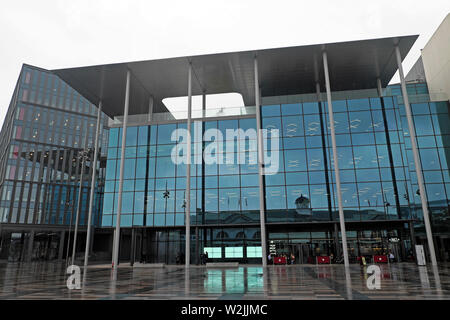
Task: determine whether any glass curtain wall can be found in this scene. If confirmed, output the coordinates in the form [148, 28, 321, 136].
[102, 82, 450, 262]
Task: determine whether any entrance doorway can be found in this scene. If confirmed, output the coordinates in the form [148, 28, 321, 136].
[0, 231, 62, 262]
[33, 233, 59, 261]
[136, 229, 184, 264]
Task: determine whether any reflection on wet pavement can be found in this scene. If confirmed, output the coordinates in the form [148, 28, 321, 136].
[0, 262, 449, 300]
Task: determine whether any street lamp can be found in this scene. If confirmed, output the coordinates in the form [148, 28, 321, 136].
[181, 191, 187, 210]
[163, 180, 170, 215]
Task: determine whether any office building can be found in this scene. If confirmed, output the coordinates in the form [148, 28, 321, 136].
[0, 29, 449, 265]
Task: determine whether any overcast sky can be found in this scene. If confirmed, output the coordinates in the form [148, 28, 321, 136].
[1, 0, 450, 126]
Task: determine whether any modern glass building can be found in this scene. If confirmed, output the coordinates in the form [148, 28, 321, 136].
[0, 65, 109, 262]
[0, 34, 449, 265]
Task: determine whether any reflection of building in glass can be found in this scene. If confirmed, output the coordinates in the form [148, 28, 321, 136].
[295, 194, 311, 216]
[0, 65, 109, 262]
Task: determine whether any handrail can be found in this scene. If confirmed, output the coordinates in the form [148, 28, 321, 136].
[109, 106, 256, 126]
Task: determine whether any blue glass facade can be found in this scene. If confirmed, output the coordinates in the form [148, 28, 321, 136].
[100, 82, 449, 263]
[0, 65, 109, 261]
[1, 65, 449, 264]
[102, 118, 261, 228]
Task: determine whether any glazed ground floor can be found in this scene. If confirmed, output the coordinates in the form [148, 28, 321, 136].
[1, 221, 450, 264]
[0, 225, 111, 263]
[0, 220, 450, 264]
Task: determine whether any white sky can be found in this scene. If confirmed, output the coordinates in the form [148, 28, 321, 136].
[1, 0, 449, 126]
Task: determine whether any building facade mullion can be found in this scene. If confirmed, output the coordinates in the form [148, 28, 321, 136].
[32, 150, 46, 225]
[41, 148, 54, 224]
[48, 148, 61, 224]
[16, 142, 31, 223]
[23, 143, 38, 224]
[6, 139, 24, 223]
[54, 149, 67, 225]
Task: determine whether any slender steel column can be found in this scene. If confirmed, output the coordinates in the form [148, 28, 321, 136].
[395, 45, 438, 266]
[185, 63, 192, 267]
[72, 133, 88, 266]
[202, 92, 206, 117]
[377, 78, 383, 98]
[57, 231, 65, 260]
[112, 70, 131, 273]
[201, 92, 207, 259]
[89, 227, 95, 254]
[409, 220, 417, 259]
[322, 50, 349, 268]
[130, 228, 136, 266]
[26, 230, 35, 262]
[316, 82, 341, 258]
[84, 101, 102, 269]
[254, 56, 267, 267]
[197, 91, 206, 264]
[148, 96, 154, 122]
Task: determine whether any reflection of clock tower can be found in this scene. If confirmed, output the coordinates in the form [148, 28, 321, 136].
[295, 194, 312, 216]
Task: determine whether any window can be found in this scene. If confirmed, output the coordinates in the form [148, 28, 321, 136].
[262, 117, 281, 133]
[124, 159, 136, 179]
[265, 173, 285, 186]
[266, 186, 286, 210]
[284, 149, 307, 171]
[303, 102, 319, 114]
[241, 187, 259, 211]
[285, 172, 308, 185]
[349, 111, 373, 133]
[353, 146, 378, 169]
[157, 124, 177, 144]
[282, 116, 304, 137]
[105, 160, 116, 180]
[138, 126, 148, 145]
[281, 103, 302, 116]
[204, 247, 222, 258]
[109, 128, 119, 147]
[286, 185, 309, 209]
[219, 188, 240, 211]
[225, 246, 243, 258]
[414, 115, 434, 136]
[156, 157, 175, 177]
[219, 175, 240, 188]
[126, 126, 138, 146]
[411, 103, 429, 115]
[347, 99, 370, 111]
[262, 105, 280, 117]
[283, 136, 305, 149]
[247, 246, 262, 258]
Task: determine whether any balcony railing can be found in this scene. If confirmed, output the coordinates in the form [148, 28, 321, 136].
[109, 106, 256, 126]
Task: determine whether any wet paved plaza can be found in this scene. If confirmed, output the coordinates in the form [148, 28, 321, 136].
[0, 262, 449, 300]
